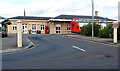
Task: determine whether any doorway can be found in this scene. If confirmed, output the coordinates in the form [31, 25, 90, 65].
[22, 24, 28, 34]
[56, 24, 61, 34]
[32, 24, 36, 34]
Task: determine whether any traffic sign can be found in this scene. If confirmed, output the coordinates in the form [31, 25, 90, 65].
[112, 22, 119, 28]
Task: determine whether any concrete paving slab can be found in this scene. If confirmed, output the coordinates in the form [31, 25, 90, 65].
[1, 34, 33, 54]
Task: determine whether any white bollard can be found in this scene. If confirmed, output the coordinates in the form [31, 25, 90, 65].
[17, 20, 22, 47]
[114, 28, 117, 44]
[112, 21, 118, 44]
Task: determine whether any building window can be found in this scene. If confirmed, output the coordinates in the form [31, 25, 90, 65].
[13, 24, 17, 30]
[67, 25, 71, 30]
[32, 24, 36, 30]
[41, 25, 44, 31]
[56, 24, 61, 34]
[32, 24, 36, 34]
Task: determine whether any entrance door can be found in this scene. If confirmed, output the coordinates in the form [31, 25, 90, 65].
[22, 24, 28, 34]
[32, 24, 36, 34]
[56, 24, 61, 34]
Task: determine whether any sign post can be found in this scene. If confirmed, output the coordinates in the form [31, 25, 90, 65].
[112, 22, 119, 44]
[17, 20, 22, 47]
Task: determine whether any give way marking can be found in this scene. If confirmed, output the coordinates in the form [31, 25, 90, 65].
[73, 46, 86, 52]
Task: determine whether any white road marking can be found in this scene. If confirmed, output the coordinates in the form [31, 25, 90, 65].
[73, 46, 86, 52]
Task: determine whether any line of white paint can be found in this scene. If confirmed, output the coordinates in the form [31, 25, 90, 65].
[73, 46, 86, 52]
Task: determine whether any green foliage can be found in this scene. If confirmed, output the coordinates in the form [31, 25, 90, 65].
[99, 24, 113, 38]
[81, 22, 119, 39]
[37, 30, 41, 34]
[118, 23, 120, 40]
[94, 23, 101, 37]
[81, 23, 100, 37]
[81, 23, 92, 36]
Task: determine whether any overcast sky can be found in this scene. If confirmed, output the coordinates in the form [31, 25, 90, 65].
[0, 0, 119, 20]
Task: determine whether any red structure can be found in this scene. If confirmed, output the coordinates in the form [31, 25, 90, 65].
[71, 18, 81, 34]
[45, 26, 49, 34]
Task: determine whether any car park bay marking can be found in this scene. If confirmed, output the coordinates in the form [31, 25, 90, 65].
[73, 46, 86, 52]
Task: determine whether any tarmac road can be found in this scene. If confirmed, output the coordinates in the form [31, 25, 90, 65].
[2, 34, 118, 69]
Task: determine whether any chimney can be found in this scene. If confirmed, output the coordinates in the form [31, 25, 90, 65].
[24, 9, 26, 16]
[95, 11, 98, 16]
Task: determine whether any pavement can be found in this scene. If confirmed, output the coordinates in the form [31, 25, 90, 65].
[65, 34, 120, 46]
[1, 34, 33, 54]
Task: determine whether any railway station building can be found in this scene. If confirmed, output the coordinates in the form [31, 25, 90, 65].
[7, 14, 116, 34]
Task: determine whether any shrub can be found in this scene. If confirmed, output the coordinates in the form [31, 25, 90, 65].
[81, 23, 100, 37]
[94, 23, 101, 37]
[98, 23, 113, 38]
[81, 23, 92, 36]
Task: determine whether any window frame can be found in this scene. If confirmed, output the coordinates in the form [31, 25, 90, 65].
[41, 25, 45, 31]
[13, 24, 17, 30]
[67, 24, 71, 31]
[32, 24, 36, 30]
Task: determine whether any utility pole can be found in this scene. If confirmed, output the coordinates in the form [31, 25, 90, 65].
[92, 0, 94, 38]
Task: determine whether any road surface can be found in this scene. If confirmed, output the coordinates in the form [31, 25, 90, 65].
[2, 34, 118, 69]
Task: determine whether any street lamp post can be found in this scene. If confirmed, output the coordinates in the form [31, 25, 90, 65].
[92, 0, 94, 38]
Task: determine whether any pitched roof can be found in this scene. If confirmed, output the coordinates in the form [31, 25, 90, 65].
[9, 16, 53, 20]
[54, 15, 116, 21]
[8, 15, 116, 21]
[0, 16, 5, 19]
